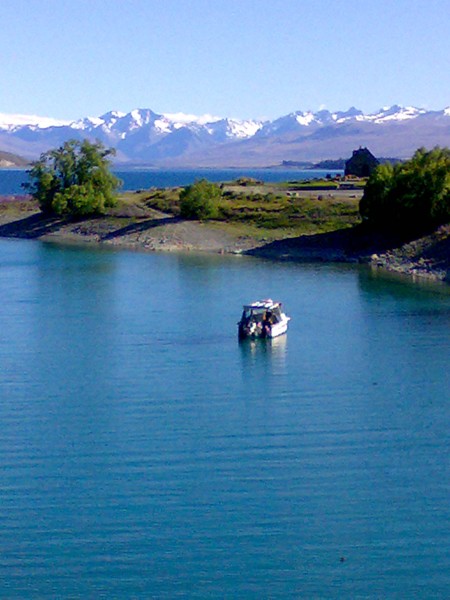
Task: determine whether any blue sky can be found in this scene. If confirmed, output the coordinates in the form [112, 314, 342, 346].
[2, 0, 450, 121]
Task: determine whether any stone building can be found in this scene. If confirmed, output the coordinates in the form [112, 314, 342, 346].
[344, 147, 379, 177]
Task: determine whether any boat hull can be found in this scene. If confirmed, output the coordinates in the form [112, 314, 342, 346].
[238, 315, 289, 339]
[267, 318, 289, 338]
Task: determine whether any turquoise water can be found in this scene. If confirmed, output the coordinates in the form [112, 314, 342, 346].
[0, 239, 449, 598]
[0, 168, 342, 195]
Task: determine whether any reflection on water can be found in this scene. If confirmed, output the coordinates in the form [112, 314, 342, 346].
[360, 265, 450, 298]
[239, 333, 287, 371]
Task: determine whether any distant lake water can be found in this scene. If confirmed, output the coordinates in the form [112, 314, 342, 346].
[0, 238, 449, 598]
[0, 168, 343, 195]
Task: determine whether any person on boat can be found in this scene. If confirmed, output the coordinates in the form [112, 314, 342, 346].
[262, 311, 272, 337]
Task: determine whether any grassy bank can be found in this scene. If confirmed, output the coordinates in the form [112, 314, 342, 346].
[124, 178, 363, 241]
[0, 177, 363, 242]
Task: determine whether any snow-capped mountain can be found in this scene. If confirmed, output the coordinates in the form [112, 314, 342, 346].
[0, 105, 449, 166]
[66, 108, 261, 142]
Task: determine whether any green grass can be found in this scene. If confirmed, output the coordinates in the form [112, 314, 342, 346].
[277, 179, 367, 190]
[115, 180, 362, 238]
[277, 180, 339, 190]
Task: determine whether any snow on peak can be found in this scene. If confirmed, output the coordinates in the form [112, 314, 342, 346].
[151, 112, 261, 139]
[0, 113, 71, 130]
[163, 112, 223, 126]
[101, 110, 127, 120]
[225, 118, 262, 138]
[153, 117, 172, 134]
[71, 111, 127, 131]
[128, 108, 157, 128]
[71, 116, 105, 130]
[332, 107, 364, 123]
[0, 105, 444, 148]
[295, 112, 316, 126]
[130, 109, 144, 125]
[363, 105, 426, 123]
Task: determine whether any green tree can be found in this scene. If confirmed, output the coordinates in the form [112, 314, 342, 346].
[360, 147, 450, 233]
[179, 179, 221, 220]
[25, 139, 121, 217]
[359, 162, 395, 226]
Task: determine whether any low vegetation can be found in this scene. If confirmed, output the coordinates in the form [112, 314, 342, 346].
[128, 177, 362, 237]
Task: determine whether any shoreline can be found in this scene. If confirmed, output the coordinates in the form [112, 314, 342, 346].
[0, 197, 448, 284]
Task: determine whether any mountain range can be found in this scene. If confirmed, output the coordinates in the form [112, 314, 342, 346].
[1, 105, 449, 167]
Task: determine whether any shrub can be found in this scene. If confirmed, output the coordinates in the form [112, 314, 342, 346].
[179, 179, 221, 220]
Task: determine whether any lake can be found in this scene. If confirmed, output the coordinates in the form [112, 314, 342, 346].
[0, 238, 449, 598]
[0, 168, 343, 195]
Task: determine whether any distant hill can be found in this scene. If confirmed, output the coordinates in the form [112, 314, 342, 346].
[0, 105, 449, 167]
[0, 150, 29, 168]
[312, 158, 346, 169]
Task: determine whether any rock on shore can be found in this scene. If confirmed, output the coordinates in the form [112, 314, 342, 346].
[369, 225, 450, 282]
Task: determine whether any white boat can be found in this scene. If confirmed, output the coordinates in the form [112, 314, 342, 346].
[238, 299, 290, 339]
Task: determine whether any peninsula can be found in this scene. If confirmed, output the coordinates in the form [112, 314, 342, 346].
[1, 178, 449, 284]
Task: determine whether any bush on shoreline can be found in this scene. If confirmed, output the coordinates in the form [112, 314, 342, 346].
[24, 139, 121, 218]
[360, 146, 450, 234]
[179, 179, 221, 220]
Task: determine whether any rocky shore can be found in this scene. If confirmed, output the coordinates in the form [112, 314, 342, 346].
[247, 223, 450, 283]
[369, 225, 450, 282]
[0, 196, 449, 284]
